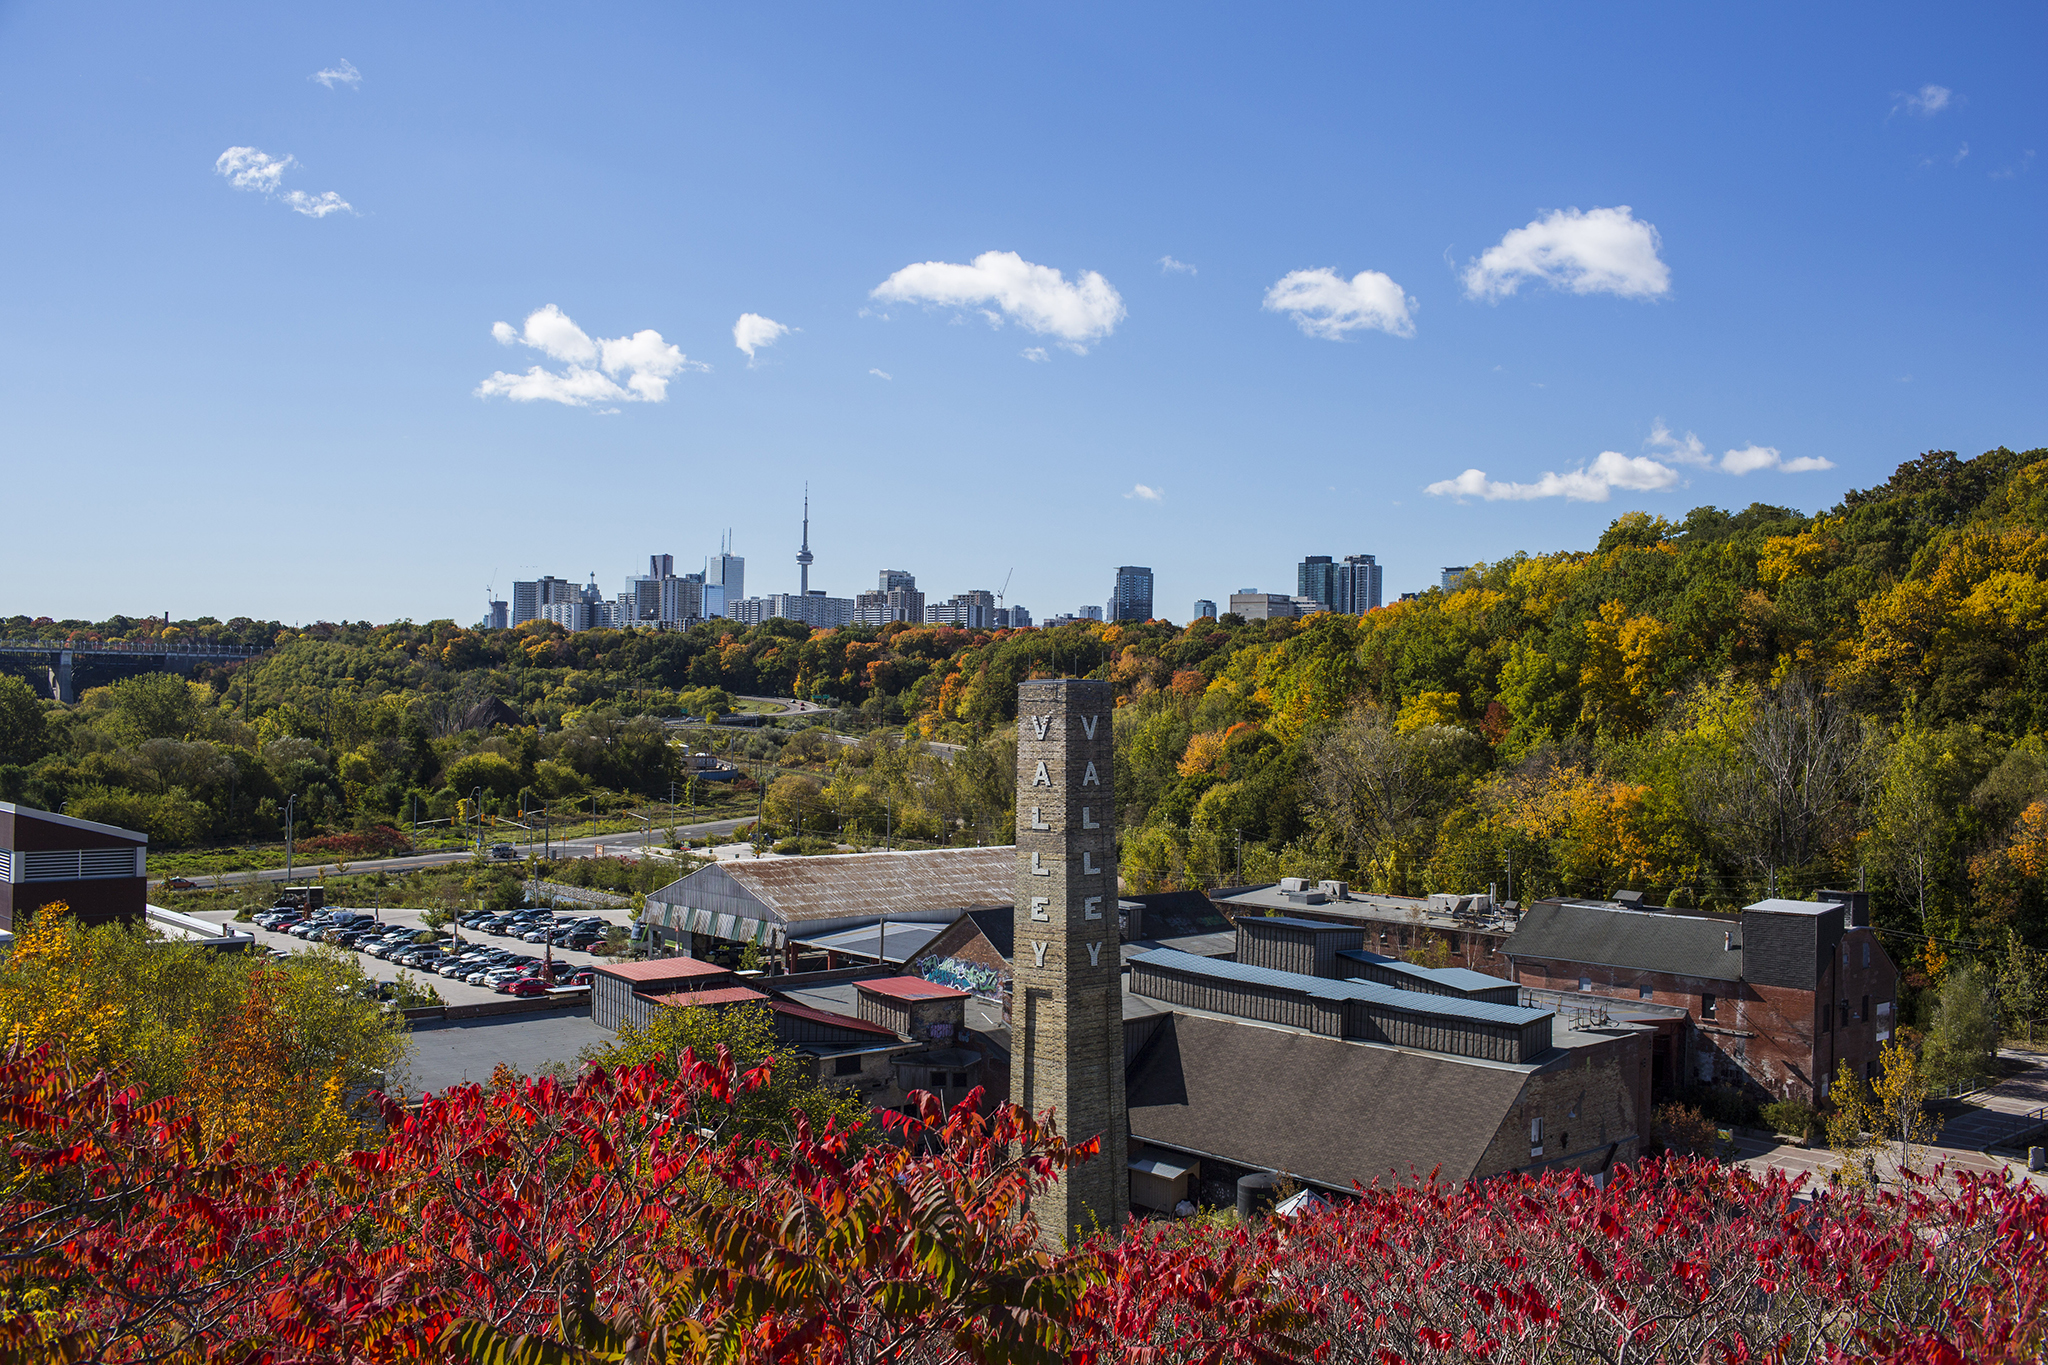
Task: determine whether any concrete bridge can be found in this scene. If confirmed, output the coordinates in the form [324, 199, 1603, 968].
[0, 639, 268, 702]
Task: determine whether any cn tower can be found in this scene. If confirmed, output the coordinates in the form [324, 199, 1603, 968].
[796, 485, 813, 596]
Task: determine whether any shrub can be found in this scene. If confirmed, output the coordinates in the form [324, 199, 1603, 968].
[296, 825, 412, 858]
[1654, 1101, 1718, 1156]
[1759, 1097, 1818, 1138]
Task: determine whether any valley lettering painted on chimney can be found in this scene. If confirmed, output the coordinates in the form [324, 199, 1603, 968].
[1010, 678, 1130, 1238]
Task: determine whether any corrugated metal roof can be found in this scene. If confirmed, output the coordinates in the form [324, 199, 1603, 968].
[647, 846, 1015, 928]
[1339, 949, 1515, 994]
[597, 957, 730, 983]
[789, 920, 945, 963]
[643, 986, 769, 1006]
[857, 976, 969, 1002]
[769, 1000, 900, 1038]
[1131, 948, 1551, 1026]
[1507, 900, 1744, 983]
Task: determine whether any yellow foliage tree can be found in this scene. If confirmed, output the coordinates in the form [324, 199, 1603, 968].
[1578, 600, 1674, 736]
[1488, 765, 1658, 897]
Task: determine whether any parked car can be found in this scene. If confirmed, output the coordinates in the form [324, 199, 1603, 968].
[489, 843, 517, 862]
[167, 877, 198, 891]
[499, 978, 551, 997]
[565, 968, 595, 986]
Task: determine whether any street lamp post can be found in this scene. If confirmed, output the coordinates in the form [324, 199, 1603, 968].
[283, 793, 296, 890]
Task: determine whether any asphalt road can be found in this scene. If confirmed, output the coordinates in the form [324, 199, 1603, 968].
[152, 816, 751, 890]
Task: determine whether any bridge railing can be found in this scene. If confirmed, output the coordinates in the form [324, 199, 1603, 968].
[0, 639, 267, 658]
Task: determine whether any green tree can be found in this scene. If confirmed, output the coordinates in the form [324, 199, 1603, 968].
[585, 1000, 870, 1144]
[1996, 928, 2048, 1043]
[1923, 964, 2000, 1087]
[0, 676, 47, 765]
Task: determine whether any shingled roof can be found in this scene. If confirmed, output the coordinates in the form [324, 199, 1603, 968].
[1507, 900, 1744, 984]
[644, 846, 1016, 945]
[1125, 1014, 1529, 1188]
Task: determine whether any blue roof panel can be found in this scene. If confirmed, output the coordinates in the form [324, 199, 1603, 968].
[1130, 948, 1551, 1027]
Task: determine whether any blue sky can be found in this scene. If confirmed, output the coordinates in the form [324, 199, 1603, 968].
[2, 2, 2041, 625]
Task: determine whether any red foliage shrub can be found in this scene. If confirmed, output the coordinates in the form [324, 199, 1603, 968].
[4, 1038, 2047, 1363]
[296, 824, 413, 858]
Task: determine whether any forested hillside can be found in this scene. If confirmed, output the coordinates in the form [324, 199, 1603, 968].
[6, 446, 2048, 971]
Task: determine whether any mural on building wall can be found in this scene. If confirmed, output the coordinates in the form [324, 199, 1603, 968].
[926, 1022, 954, 1042]
[915, 954, 1000, 1000]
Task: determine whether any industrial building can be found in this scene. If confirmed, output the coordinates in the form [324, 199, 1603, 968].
[0, 803, 148, 931]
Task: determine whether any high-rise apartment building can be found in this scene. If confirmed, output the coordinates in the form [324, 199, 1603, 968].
[879, 569, 916, 593]
[1192, 599, 1217, 620]
[927, 590, 995, 629]
[1079, 605, 1104, 622]
[511, 575, 576, 626]
[486, 600, 508, 630]
[1441, 566, 1471, 593]
[649, 554, 673, 580]
[1298, 555, 1336, 609]
[1110, 567, 1154, 622]
[1336, 554, 1383, 613]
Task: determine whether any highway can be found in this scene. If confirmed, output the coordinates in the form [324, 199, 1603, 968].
[150, 815, 752, 890]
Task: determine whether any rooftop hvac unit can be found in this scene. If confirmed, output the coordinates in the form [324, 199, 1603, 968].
[1278, 877, 1310, 893]
[1317, 880, 1350, 900]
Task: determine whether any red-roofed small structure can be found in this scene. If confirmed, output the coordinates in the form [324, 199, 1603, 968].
[645, 985, 769, 1009]
[592, 956, 734, 1029]
[857, 976, 970, 1041]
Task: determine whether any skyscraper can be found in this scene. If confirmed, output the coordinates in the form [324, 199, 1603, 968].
[649, 553, 673, 580]
[1297, 555, 1336, 609]
[1192, 599, 1217, 620]
[1334, 554, 1383, 613]
[1110, 566, 1153, 622]
[1441, 566, 1470, 592]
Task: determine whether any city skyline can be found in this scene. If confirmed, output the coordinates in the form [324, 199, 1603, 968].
[0, 4, 2039, 623]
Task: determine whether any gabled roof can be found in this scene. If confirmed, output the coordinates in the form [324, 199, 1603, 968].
[1126, 1014, 1530, 1188]
[857, 976, 968, 1003]
[1507, 900, 1743, 984]
[963, 907, 1014, 961]
[648, 846, 1015, 928]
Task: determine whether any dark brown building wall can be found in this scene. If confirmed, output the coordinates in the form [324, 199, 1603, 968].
[1472, 1032, 1647, 1180]
[0, 879, 147, 932]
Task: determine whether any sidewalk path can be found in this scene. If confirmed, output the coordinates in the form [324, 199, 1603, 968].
[1731, 1048, 2048, 1191]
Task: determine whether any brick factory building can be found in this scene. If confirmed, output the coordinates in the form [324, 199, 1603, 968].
[1503, 892, 1898, 1104]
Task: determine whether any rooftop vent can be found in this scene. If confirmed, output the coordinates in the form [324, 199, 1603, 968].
[1317, 880, 1350, 900]
[1612, 889, 1646, 906]
[1278, 877, 1310, 893]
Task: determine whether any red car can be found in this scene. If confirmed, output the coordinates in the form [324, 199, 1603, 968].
[167, 878, 198, 891]
[500, 978, 552, 997]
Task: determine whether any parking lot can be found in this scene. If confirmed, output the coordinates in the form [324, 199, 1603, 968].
[187, 903, 643, 1007]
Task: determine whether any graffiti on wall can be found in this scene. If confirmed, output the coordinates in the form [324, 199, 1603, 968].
[915, 954, 1001, 1001]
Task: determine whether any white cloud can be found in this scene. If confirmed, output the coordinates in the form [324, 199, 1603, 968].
[1020, 346, 1049, 362]
[870, 250, 1125, 351]
[733, 312, 790, 360]
[1262, 267, 1417, 339]
[1463, 206, 1669, 301]
[216, 147, 293, 193]
[1426, 451, 1680, 503]
[280, 190, 352, 218]
[868, 368, 892, 380]
[1125, 484, 1164, 501]
[1647, 422, 1711, 467]
[1952, 143, 1971, 166]
[1719, 444, 1836, 475]
[215, 146, 353, 217]
[311, 59, 361, 89]
[1159, 255, 1197, 275]
[1901, 84, 1952, 116]
[476, 305, 703, 406]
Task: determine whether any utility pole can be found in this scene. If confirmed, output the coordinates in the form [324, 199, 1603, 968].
[284, 793, 296, 890]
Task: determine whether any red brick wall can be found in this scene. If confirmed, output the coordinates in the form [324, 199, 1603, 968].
[1508, 930, 1899, 1104]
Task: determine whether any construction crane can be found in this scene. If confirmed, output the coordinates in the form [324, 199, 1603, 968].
[996, 567, 1014, 612]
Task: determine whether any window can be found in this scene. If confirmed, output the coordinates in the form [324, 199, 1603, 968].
[1702, 993, 1717, 1019]
[1638, 984, 1653, 1000]
[1823, 1001, 1833, 1032]
[1579, 975, 1593, 993]
[1861, 994, 1870, 1024]
[833, 1054, 863, 1077]
[1530, 1116, 1544, 1155]
[1842, 998, 1851, 1025]
[951, 1071, 970, 1087]
[1863, 942, 1871, 968]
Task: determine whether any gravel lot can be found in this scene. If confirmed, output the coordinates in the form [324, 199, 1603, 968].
[188, 904, 642, 1006]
